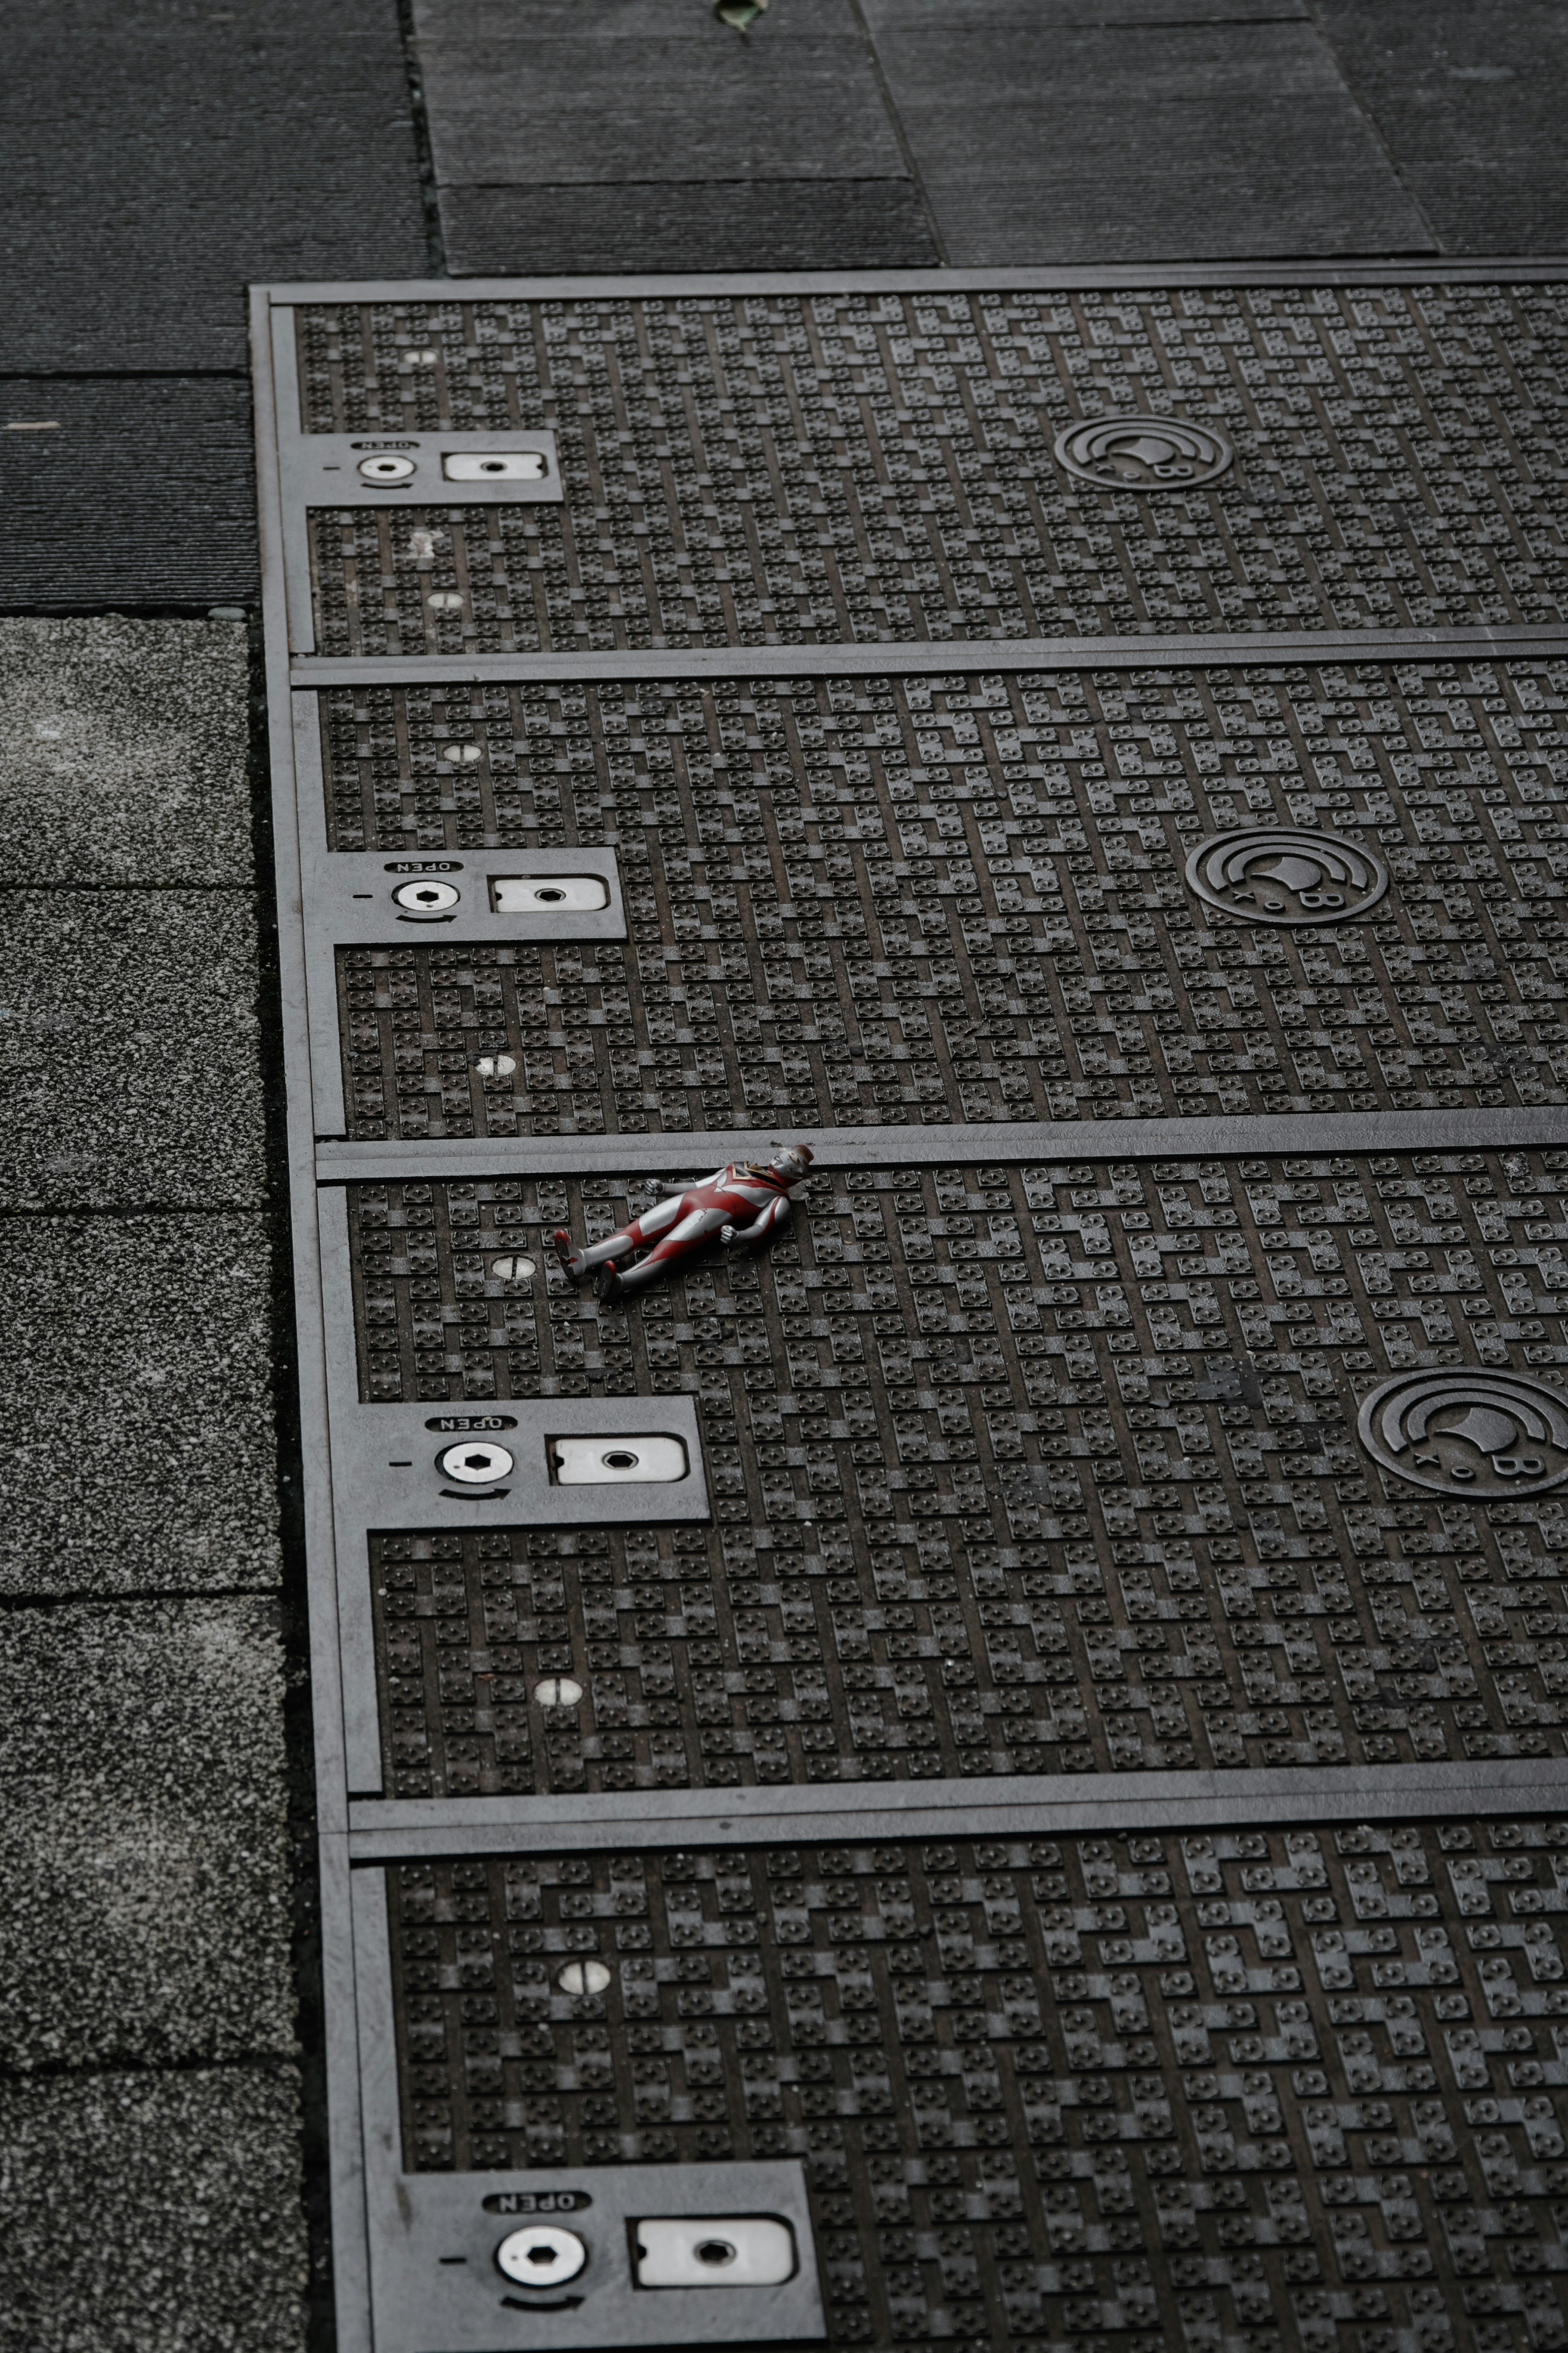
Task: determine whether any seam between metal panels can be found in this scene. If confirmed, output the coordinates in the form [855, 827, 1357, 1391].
[289, 627, 1568, 692]
[314, 1107, 1568, 1187]
[258, 263, 1568, 303]
[341, 1757, 1568, 1860]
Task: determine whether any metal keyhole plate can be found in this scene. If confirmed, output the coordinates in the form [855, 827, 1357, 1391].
[442, 451, 548, 481]
[549, 1434, 689, 1485]
[632, 2215, 796, 2288]
[490, 874, 611, 912]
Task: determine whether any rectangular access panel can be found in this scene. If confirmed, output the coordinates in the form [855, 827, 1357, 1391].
[254, 269, 1568, 2353]
[305, 652, 1568, 1146]
[278, 281, 1568, 656]
[367, 1816, 1568, 2353]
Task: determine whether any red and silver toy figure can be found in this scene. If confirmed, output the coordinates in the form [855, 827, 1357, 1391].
[554, 1144, 815, 1301]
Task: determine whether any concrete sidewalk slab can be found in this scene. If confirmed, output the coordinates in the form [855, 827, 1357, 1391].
[416, 0, 909, 190]
[0, 380, 258, 611]
[1315, 0, 1568, 256]
[442, 180, 938, 273]
[0, 618, 253, 887]
[0, 0, 424, 373]
[0, 1599, 294, 2072]
[860, 9, 1437, 263]
[0, 889, 266, 1210]
[1, 1215, 279, 1598]
[0, 2065, 307, 2353]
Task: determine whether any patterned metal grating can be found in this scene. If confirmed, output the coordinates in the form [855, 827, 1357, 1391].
[296, 285, 1568, 654]
[327, 657, 1568, 1142]
[352, 1147, 1568, 1795]
[385, 1820, 1568, 2353]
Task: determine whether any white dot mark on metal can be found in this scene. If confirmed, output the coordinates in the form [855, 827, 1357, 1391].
[490, 1253, 536, 1282]
[357, 454, 417, 482]
[475, 1055, 517, 1079]
[556, 1958, 611, 1996]
[533, 1676, 584, 1707]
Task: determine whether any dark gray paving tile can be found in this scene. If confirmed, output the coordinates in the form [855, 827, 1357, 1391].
[859, 12, 1437, 263]
[0, 379, 257, 611]
[0, 0, 424, 373]
[0, 620, 252, 887]
[1316, 0, 1568, 255]
[875, 0, 1308, 16]
[415, 0, 906, 186]
[0, 2067, 307, 2353]
[0, 1599, 292, 2072]
[0, 1216, 278, 1598]
[443, 179, 937, 273]
[0, 890, 265, 1210]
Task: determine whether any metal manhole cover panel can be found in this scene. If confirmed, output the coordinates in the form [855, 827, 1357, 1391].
[383, 1819, 1568, 2351]
[295, 286, 1568, 654]
[355, 1146, 1568, 1798]
[327, 658, 1568, 1142]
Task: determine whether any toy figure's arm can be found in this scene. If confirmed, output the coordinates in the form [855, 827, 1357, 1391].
[720, 1193, 793, 1249]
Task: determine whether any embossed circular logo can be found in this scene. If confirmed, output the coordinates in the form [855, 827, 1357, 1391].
[1358, 1369, 1568, 1497]
[1184, 827, 1388, 926]
[1054, 417, 1233, 489]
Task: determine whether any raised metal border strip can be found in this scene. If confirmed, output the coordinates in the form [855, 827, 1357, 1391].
[291, 627, 1568, 690]
[345, 1757, 1568, 1857]
[263, 263, 1568, 302]
[316, 1108, 1568, 1186]
[252, 287, 375, 2353]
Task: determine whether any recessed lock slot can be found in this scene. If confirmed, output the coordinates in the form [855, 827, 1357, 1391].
[490, 874, 610, 913]
[392, 878, 461, 915]
[632, 2216, 796, 2289]
[437, 1439, 515, 1485]
[443, 451, 548, 481]
[357, 453, 417, 482]
[494, 2224, 588, 2287]
[550, 1434, 688, 1485]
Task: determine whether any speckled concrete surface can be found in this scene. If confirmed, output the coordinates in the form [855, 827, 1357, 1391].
[0, 1598, 294, 2072]
[0, 616, 253, 884]
[0, 1213, 280, 1596]
[0, 888, 267, 1209]
[0, 2065, 309, 2353]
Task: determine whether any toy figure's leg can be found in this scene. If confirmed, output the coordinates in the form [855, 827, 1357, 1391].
[595, 1206, 726, 1298]
[554, 1213, 649, 1279]
[555, 1187, 699, 1277]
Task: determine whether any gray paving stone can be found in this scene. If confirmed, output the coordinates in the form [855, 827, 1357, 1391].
[442, 179, 938, 274]
[0, 619, 252, 887]
[415, 0, 907, 187]
[1314, 0, 1568, 254]
[0, 890, 265, 1211]
[0, 2065, 307, 2353]
[859, 9, 1436, 263]
[0, 1599, 293, 2072]
[0, 379, 257, 611]
[0, 0, 424, 373]
[0, 1216, 279, 1599]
